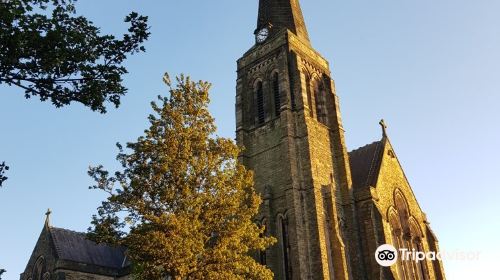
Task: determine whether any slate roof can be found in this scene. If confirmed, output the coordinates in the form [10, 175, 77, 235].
[348, 139, 385, 191]
[50, 227, 127, 269]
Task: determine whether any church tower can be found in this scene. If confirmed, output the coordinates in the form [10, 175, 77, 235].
[236, 1, 359, 279]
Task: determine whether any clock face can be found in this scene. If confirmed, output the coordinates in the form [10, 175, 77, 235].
[256, 27, 269, 44]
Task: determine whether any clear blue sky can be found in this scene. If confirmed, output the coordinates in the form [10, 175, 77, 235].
[1, 1, 499, 279]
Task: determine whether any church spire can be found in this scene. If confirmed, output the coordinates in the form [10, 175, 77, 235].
[256, 0, 310, 41]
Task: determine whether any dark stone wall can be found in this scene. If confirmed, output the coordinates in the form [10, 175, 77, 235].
[236, 29, 354, 280]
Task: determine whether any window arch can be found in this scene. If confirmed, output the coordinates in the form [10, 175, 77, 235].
[255, 80, 265, 125]
[394, 190, 411, 234]
[31, 256, 46, 280]
[272, 72, 281, 117]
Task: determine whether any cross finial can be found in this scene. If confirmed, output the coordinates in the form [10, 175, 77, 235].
[379, 119, 388, 137]
[45, 208, 52, 227]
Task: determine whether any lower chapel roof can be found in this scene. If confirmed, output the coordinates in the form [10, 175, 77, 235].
[49, 226, 128, 270]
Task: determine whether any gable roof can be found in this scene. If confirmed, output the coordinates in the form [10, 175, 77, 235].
[49, 227, 127, 270]
[349, 139, 385, 191]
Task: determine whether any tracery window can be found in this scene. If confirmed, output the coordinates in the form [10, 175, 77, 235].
[388, 190, 429, 280]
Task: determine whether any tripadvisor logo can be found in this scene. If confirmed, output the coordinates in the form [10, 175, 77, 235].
[375, 243, 479, 266]
[375, 244, 398, 267]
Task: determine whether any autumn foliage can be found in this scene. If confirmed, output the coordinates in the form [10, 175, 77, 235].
[88, 74, 275, 280]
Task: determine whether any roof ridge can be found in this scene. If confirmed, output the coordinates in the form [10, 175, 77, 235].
[364, 140, 384, 188]
[349, 140, 382, 154]
[50, 226, 85, 235]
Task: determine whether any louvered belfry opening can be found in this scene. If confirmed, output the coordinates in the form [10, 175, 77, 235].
[256, 81, 265, 124]
[273, 72, 281, 117]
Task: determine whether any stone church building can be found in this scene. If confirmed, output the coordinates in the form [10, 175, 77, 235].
[21, 0, 446, 279]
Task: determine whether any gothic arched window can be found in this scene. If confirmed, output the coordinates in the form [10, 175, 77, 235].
[410, 219, 428, 280]
[31, 256, 46, 280]
[321, 188, 335, 279]
[388, 208, 406, 279]
[256, 81, 265, 124]
[389, 190, 430, 280]
[259, 218, 268, 266]
[305, 76, 314, 118]
[395, 191, 411, 235]
[314, 80, 328, 125]
[272, 72, 281, 117]
[394, 192, 415, 279]
[278, 215, 292, 280]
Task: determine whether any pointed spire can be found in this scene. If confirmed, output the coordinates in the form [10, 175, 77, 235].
[45, 208, 52, 227]
[256, 0, 310, 41]
[379, 119, 388, 138]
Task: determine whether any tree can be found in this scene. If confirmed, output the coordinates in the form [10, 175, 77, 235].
[0, 0, 150, 187]
[88, 74, 276, 280]
[0, 268, 5, 280]
[0, 162, 8, 187]
[0, 0, 149, 113]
